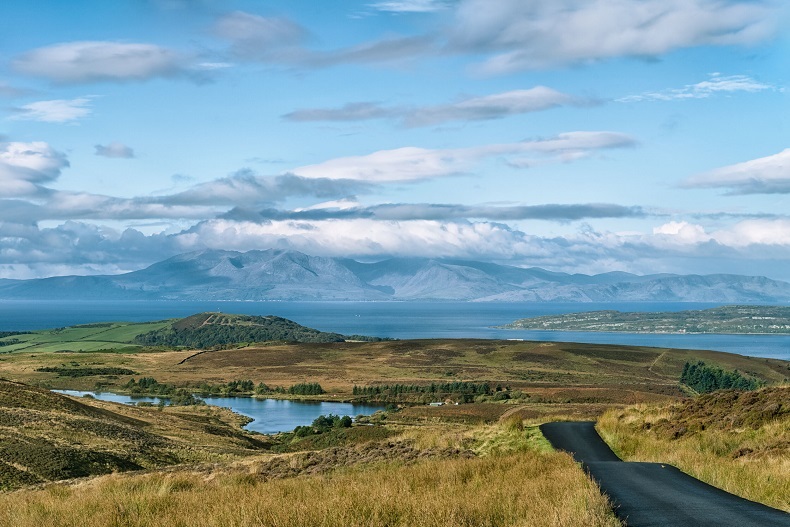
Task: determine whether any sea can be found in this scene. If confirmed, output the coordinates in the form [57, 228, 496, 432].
[1, 300, 789, 360]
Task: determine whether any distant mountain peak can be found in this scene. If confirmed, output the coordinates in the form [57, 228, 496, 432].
[2, 250, 790, 303]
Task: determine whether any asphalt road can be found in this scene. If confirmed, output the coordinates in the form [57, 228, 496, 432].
[540, 421, 790, 527]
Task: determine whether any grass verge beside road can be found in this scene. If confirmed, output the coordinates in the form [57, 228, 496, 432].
[0, 420, 619, 527]
[597, 386, 790, 512]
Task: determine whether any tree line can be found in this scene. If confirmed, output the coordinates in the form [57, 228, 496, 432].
[124, 377, 324, 398]
[123, 377, 203, 405]
[680, 361, 762, 394]
[353, 381, 494, 396]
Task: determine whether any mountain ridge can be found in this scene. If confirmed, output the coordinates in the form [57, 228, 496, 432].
[2, 249, 790, 302]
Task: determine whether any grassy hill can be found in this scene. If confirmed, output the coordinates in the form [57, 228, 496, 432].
[0, 379, 269, 490]
[132, 312, 355, 348]
[0, 313, 384, 356]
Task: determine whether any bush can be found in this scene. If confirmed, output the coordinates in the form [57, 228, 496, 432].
[299, 414, 354, 435]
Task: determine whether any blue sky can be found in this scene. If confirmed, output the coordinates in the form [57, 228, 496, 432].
[1, 0, 789, 280]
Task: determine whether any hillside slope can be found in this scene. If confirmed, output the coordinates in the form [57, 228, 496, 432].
[0, 380, 268, 490]
[598, 387, 790, 512]
[132, 312, 383, 347]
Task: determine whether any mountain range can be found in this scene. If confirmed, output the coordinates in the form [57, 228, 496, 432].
[2, 249, 790, 302]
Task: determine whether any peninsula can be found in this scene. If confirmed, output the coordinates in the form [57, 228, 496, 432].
[502, 305, 790, 334]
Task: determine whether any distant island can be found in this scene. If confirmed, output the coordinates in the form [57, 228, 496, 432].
[501, 305, 790, 335]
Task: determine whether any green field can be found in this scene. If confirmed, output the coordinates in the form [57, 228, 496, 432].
[0, 321, 172, 353]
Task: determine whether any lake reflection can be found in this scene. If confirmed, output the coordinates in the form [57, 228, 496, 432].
[55, 390, 384, 434]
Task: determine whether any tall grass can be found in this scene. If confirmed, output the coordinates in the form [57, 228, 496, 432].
[0, 449, 619, 527]
[598, 404, 789, 512]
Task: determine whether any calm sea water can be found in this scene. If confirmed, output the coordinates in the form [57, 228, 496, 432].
[55, 390, 384, 434]
[5, 300, 788, 359]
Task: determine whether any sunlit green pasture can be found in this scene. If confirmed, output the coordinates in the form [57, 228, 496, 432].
[0, 321, 172, 353]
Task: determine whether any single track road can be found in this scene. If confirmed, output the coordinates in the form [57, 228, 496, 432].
[540, 421, 790, 527]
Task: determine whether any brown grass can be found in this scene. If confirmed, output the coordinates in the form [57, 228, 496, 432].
[6, 339, 787, 407]
[0, 448, 619, 527]
[0, 380, 270, 490]
[0, 407, 620, 527]
[597, 387, 790, 512]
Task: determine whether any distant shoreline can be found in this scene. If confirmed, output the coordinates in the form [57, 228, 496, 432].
[501, 305, 790, 336]
[498, 327, 790, 336]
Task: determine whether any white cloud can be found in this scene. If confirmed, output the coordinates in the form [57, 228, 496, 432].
[185, 218, 539, 260]
[0, 221, 177, 278]
[0, 168, 373, 224]
[619, 74, 776, 102]
[299, 198, 360, 211]
[13, 41, 189, 84]
[10, 97, 92, 123]
[195, 62, 234, 71]
[294, 146, 467, 182]
[284, 102, 397, 122]
[4, 214, 790, 280]
[651, 219, 790, 249]
[292, 131, 635, 181]
[95, 142, 135, 158]
[212, 11, 307, 60]
[405, 87, 580, 126]
[449, 0, 779, 73]
[212, 10, 433, 67]
[683, 149, 790, 194]
[369, 0, 450, 13]
[652, 221, 712, 244]
[309, 35, 434, 67]
[243, 202, 646, 222]
[174, 216, 790, 276]
[284, 87, 585, 127]
[162, 171, 372, 207]
[0, 141, 69, 197]
[715, 219, 790, 247]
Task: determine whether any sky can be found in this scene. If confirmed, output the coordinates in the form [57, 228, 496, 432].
[1, 0, 789, 280]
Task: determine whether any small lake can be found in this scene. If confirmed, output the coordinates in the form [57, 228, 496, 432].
[55, 390, 385, 434]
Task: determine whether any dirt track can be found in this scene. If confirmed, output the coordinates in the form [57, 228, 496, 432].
[540, 421, 790, 527]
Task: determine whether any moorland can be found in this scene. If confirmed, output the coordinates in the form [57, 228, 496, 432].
[0, 312, 788, 525]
